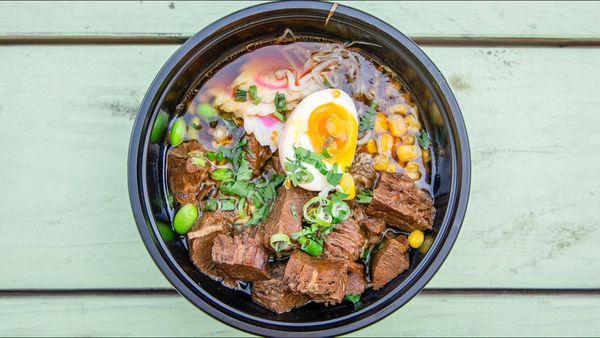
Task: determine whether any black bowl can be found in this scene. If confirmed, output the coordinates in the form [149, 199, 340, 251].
[128, 1, 470, 336]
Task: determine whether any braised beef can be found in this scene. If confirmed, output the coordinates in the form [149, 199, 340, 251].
[212, 229, 270, 281]
[252, 263, 310, 314]
[360, 217, 386, 245]
[323, 216, 365, 261]
[346, 261, 367, 296]
[349, 152, 377, 190]
[245, 133, 272, 177]
[262, 187, 314, 252]
[284, 251, 348, 305]
[366, 172, 435, 232]
[188, 211, 238, 288]
[371, 236, 410, 290]
[167, 140, 211, 205]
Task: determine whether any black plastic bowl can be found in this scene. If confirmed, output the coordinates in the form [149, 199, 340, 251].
[128, 1, 470, 336]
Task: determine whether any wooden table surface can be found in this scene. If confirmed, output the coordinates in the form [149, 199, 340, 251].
[1, 1, 600, 336]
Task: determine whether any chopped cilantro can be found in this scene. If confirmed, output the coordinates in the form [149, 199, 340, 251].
[356, 190, 373, 204]
[417, 131, 431, 149]
[358, 101, 378, 134]
[219, 199, 236, 211]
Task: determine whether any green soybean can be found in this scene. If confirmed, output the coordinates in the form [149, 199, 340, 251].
[150, 111, 169, 144]
[173, 203, 198, 234]
[170, 118, 186, 147]
[156, 221, 175, 242]
[197, 103, 217, 120]
[211, 168, 234, 182]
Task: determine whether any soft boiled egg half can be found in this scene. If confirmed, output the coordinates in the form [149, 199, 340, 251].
[279, 88, 358, 191]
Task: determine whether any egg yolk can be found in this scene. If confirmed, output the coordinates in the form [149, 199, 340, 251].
[307, 103, 358, 170]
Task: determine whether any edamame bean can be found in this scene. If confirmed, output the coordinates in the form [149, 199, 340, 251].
[173, 203, 198, 234]
[156, 221, 175, 242]
[197, 103, 217, 120]
[150, 111, 169, 144]
[170, 118, 186, 147]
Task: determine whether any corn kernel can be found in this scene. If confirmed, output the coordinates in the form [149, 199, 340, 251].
[373, 155, 389, 171]
[374, 113, 389, 133]
[401, 134, 415, 145]
[396, 144, 418, 163]
[388, 115, 407, 137]
[405, 115, 422, 131]
[389, 104, 408, 116]
[379, 133, 394, 154]
[366, 139, 377, 154]
[406, 169, 422, 181]
[405, 161, 420, 172]
[422, 149, 431, 163]
[386, 163, 397, 173]
[408, 230, 425, 249]
[338, 173, 356, 200]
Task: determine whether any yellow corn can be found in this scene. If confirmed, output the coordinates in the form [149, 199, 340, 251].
[405, 114, 422, 131]
[401, 134, 415, 145]
[408, 230, 425, 249]
[373, 155, 389, 171]
[386, 163, 397, 173]
[405, 161, 420, 172]
[338, 173, 356, 200]
[388, 115, 407, 137]
[389, 104, 408, 116]
[366, 139, 377, 154]
[396, 144, 418, 163]
[374, 113, 389, 133]
[422, 149, 431, 163]
[379, 133, 394, 154]
[406, 169, 422, 181]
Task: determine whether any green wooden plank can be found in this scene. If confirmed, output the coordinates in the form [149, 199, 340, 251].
[0, 45, 599, 289]
[1, 1, 600, 39]
[1, 293, 600, 336]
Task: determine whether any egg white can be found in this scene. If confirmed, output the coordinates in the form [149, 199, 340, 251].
[278, 89, 358, 191]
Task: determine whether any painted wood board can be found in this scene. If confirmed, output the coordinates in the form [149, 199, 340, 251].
[1, 1, 600, 40]
[0, 45, 598, 289]
[1, 293, 599, 336]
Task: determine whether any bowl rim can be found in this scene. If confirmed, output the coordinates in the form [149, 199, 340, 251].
[128, 1, 471, 336]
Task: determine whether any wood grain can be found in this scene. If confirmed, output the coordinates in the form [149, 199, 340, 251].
[0, 45, 598, 290]
[1, 1, 600, 40]
[2, 293, 600, 336]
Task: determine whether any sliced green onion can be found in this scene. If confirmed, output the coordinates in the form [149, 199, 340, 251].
[274, 92, 287, 113]
[330, 200, 350, 224]
[298, 236, 323, 256]
[235, 88, 247, 102]
[203, 199, 219, 212]
[270, 233, 292, 252]
[248, 85, 261, 105]
[211, 168, 234, 182]
[220, 198, 236, 211]
[273, 110, 286, 122]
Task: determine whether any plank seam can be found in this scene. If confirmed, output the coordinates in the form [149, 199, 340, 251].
[3, 289, 600, 297]
[2, 35, 600, 48]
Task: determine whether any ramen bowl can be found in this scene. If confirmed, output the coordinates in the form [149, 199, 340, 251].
[128, 1, 470, 336]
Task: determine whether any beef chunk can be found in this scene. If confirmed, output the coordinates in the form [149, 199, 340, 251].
[371, 236, 410, 290]
[360, 217, 386, 245]
[245, 133, 272, 177]
[366, 172, 435, 232]
[212, 229, 270, 281]
[167, 140, 211, 205]
[188, 211, 238, 288]
[346, 261, 367, 296]
[262, 187, 314, 252]
[252, 264, 310, 314]
[349, 152, 377, 190]
[284, 251, 348, 305]
[323, 216, 366, 261]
